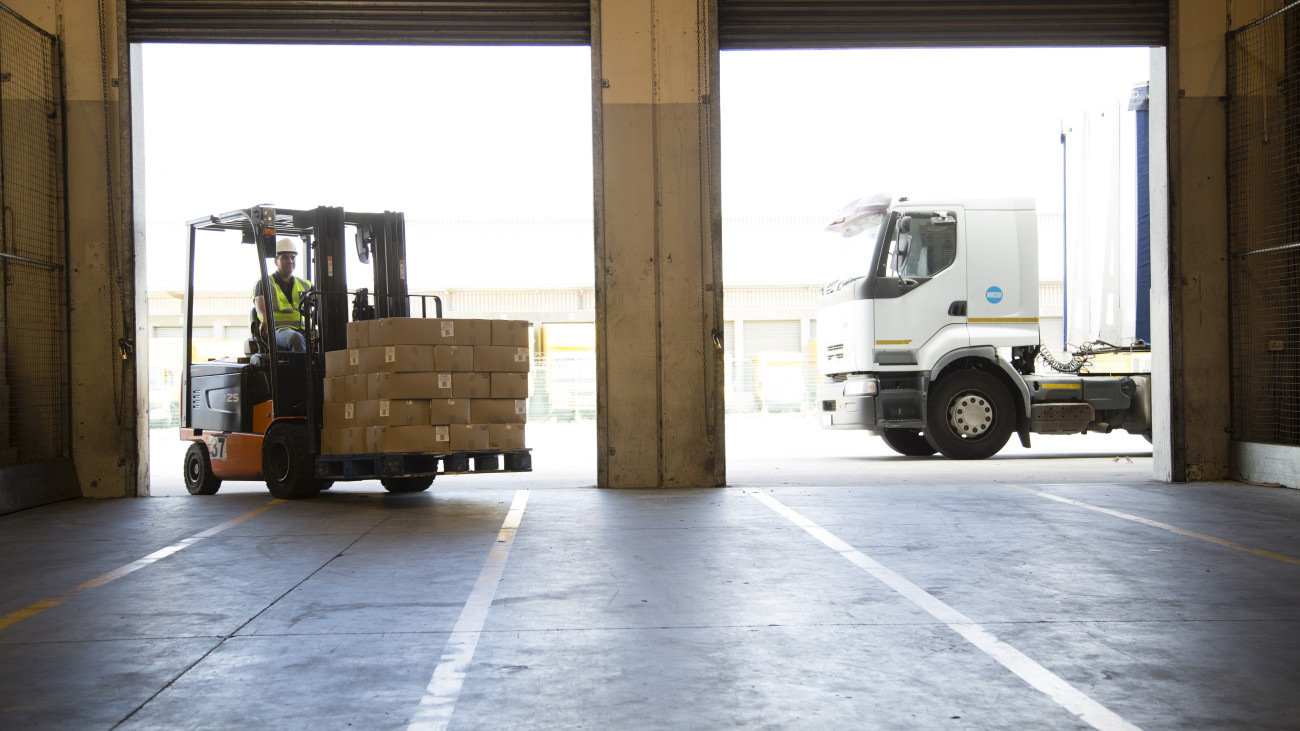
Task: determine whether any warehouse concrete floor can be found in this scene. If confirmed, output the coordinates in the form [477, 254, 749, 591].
[4, 426, 1299, 729]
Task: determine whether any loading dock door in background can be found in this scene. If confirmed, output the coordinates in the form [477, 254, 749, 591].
[125, 1, 1165, 48]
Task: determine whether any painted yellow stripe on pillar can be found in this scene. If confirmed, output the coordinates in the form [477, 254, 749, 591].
[0, 499, 285, 631]
[969, 317, 1040, 323]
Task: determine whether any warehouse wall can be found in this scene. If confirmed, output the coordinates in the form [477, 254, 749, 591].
[9, 0, 141, 499]
[3, 0, 1282, 496]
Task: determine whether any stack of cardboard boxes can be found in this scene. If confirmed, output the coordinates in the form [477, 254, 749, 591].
[320, 318, 529, 455]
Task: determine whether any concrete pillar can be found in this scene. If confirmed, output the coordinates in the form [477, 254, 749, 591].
[11, 0, 140, 497]
[1159, 0, 1232, 481]
[591, 0, 725, 488]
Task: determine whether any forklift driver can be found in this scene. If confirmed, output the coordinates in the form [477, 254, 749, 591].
[252, 238, 312, 353]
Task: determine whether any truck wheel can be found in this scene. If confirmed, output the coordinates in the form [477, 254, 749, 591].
[183, 442, 222, 495]
[881, 429, 937, 456]
[262, 422, 321, 499]
[926, 370, 1014, 460]
[381, 476, 434, 493]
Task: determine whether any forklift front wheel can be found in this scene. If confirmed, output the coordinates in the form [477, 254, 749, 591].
[183, 442, 222, 495]
[262, 422, 321, 499]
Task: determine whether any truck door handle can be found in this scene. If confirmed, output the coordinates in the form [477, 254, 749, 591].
[949, 301, 967, 316]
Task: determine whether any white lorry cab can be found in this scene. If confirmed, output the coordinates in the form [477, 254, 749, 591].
[817, 193, 1152, 460]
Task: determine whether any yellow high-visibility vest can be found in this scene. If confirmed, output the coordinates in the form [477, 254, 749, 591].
[257, 275, 311, 329]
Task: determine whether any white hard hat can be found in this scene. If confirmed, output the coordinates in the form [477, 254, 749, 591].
[275, 238, 298, 256]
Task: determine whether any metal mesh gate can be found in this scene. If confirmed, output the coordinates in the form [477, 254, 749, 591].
[0, 9, 66, 468]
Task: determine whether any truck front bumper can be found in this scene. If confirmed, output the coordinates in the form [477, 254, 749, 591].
[818, 377, 878, 430]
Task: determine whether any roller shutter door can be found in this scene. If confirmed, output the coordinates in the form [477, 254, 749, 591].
[718, 1, 1168, 49]
[127, 1, 1164, 48]
[125, 1, 590, 45]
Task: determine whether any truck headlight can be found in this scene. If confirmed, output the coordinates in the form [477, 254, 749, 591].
[844, 379, 877, 396]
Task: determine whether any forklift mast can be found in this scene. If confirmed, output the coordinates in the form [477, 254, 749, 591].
[182, 205, 412, 433]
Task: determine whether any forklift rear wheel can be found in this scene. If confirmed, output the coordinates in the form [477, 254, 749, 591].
[183, 442, 222, 495]
[881, 429, 937, 456]
[262, 422, 321, 499]
[381, 475, 435, 493]
[925, 369, 1014, 460]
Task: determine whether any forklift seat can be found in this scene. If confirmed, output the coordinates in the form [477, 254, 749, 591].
[245, 307, 267, 356]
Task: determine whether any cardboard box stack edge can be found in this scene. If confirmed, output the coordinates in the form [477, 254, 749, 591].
[322, 318, 529, 455]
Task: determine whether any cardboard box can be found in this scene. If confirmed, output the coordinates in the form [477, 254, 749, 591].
[357, 345, 436, 374]
[323, 426, 366, 455]
[346, 321, 370, 349]
[434, 345, 474, 372]
[471, 399, 527, 425]
[453, 318, 493, 346]
[474, 346, 529, 373]
[453, 372, 493, 399]
[324, 376, 346, 403]
[323, 401, 356, 429]
[450, 424, 490, 451]
[492, 320, 530, 347]
[368, 425, 440, 454]
[490, 373, 529, 399]
[342, 374, 369, 402]
[370, 317, 456, 346]
[320, 428, 345, 455]
[369, 371, 453, 400]
[355, 398, 430, 427]
[430, 398, 472, 425]
[488, 424, 526, 449]
[325, 349, 359, 377]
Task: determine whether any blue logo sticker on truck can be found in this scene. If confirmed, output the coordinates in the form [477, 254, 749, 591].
[985, 286, 1004, 304]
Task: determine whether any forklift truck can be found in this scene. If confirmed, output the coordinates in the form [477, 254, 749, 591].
[179, 205, 531, 499]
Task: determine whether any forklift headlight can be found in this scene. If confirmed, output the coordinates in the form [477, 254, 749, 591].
[844, 379, 877, 396]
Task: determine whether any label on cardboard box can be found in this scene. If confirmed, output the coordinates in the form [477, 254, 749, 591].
[323, 402, 355, 428]
[453, 372, 493, 399]
[325, 350, 356, 377]
[470, 399, 527, 424]
[490, 373, 529, 399]
[430, 398, 471, 425]
[435, 425, 450, 445]
[473, 346, 529, 373]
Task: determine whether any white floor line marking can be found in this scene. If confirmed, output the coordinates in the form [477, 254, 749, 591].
[0, 499, 285, 631]
[751, 491, 1142, 731]
[409, 489, 530, 731]
[1009, 485, 1300, 565]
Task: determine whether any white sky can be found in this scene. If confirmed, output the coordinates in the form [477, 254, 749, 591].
[141, 44, 1150, 290]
